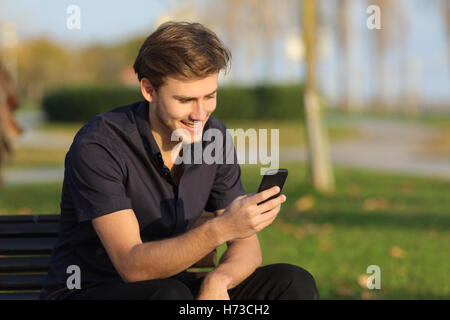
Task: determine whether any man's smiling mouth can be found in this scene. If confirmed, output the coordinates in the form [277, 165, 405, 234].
[180, 120, 202, 131]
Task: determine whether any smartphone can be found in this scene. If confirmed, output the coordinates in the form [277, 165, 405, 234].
[257, 168, 288, 205]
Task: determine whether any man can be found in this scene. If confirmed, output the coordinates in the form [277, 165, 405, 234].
[40, 21, 318, 300]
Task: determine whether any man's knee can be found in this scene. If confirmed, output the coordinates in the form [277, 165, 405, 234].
[265, 263, 319, 300]
[148, 279, 194, 300]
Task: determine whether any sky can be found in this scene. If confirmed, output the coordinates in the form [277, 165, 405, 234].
[0, 0, 449, 106]
[0, 0, 170, 46]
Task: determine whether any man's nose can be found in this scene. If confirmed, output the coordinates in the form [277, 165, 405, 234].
[190, 100, 207, 121]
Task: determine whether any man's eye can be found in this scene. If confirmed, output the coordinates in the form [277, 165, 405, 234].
[206, 95, 215, 99]
[179, 99, 190, 103]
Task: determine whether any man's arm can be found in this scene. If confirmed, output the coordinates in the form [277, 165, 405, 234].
[202, 209, 263, 290]
[92, 186, 283, 284]
[92, 208, 225, 283]
[197, 191, 285, 300]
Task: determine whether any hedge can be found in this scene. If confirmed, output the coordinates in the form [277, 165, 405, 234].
[42, 86, 142, 122]
[42, 84, 305, 122]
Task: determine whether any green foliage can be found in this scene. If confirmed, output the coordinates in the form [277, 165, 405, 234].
[42, 84, 305, 123]
[253, 84, 305, 119]
[42, 86, 142, 122]
[214, 86, 259, 119]
[216, 84, 305, 120]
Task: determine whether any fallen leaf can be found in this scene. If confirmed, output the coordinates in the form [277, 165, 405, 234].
[275, 220, 306, 239]
[294, 195, 315, 212]
[335, 282, 354, 298]
[319, 240, 333, 251]
[274, 220, 295, 234]
[357, 274, 370, 289]
[389, 246, 406, 259]
[17, 207, 32, 215]
[361, 291, 377, 300]
[363, 197, 390, 211]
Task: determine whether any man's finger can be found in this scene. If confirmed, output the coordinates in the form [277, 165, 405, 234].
[256, 194, 286, 214]
[247, 186, 280, 205]
[254, 205, 280, 229]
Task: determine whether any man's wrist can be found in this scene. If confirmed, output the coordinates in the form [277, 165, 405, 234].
[204, 269, 233, 289]
[208, 214, 232, 245]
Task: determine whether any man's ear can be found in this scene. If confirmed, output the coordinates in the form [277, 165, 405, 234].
[140, 78, 156, 102]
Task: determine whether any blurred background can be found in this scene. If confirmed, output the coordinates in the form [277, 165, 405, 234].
[0, 0, 449, 299]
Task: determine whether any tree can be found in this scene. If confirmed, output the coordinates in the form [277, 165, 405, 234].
[0, 62, 22, 187]
[302, 0, 334, 193]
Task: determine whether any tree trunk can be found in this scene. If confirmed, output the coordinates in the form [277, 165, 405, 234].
[302, 0, 334, 193]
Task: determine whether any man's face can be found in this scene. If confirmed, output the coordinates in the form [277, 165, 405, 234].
[146, 73, 218, 145]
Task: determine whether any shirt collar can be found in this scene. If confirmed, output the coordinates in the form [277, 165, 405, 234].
[135, 100, 161, 158]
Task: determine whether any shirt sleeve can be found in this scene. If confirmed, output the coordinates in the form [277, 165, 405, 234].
[204, 126, 247, 212]
[65, 138, 132, 222]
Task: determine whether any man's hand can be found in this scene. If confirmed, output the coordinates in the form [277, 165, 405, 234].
[216, 186, 286, 242]
[196, 272, 231, 300]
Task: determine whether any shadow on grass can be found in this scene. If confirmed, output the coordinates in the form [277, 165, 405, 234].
[283, 208, 450, 231]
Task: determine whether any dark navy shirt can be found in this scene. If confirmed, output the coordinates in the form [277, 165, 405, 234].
[40, 100, 246, 299]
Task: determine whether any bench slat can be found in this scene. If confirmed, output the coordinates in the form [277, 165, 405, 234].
[0, 257, 50, 272]
[0, 223, 59, 237]
[0, 238, 57, 255]
[0, 274, 46, 290]
[0, 292, 40, 300]
[0, 215, 60, 223]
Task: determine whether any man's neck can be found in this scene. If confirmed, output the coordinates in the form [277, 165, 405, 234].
[148, 102, 182, 165]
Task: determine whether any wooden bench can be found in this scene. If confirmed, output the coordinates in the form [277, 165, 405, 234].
[0, 213, 217, 300]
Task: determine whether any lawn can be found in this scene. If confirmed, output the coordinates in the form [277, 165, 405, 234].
[1, 162, 449, 299]
[239, 163, 450, 300]
[4, 148, 68, 168]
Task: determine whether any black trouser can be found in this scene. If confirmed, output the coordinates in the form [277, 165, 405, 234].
[61, 263, 319, 300]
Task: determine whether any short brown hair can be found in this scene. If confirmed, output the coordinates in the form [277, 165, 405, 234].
[133, 21, 231, 90]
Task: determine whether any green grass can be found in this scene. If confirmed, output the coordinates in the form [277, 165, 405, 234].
[1, 163, 449, 299]
[237, 163, 450, 299]
[0, 182, 62, 214]
[223, 119, 361, 148]
[325, 109, 450, 128]
[38, 122, 84, 135]
[4, 148, 68, 169]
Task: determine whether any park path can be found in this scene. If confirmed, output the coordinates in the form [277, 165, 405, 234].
[4, 111, 450, 184]
[280, 118, 450, 179]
